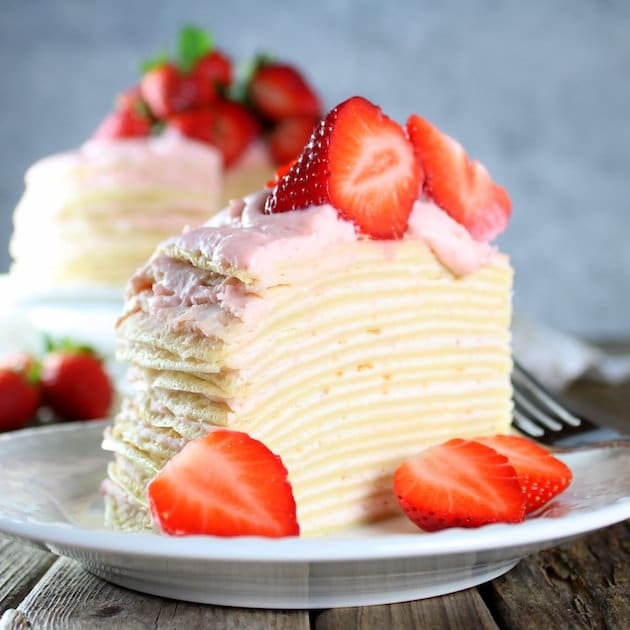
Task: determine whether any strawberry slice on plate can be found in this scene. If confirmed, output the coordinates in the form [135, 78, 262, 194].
[393, 438, 525, 531]
[476, 435, 573, 514]
[266, 96, 422, 239]
[147, 429, 300, 537]
[406, 114, 511, 242]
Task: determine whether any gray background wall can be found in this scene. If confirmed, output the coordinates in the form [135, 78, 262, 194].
[1, 0, 629, 337]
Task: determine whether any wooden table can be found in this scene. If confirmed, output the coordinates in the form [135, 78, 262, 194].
[1, 377, 628, 629]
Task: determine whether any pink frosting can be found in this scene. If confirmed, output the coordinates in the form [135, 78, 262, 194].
[407, 199, 497, 275]
[24, 133, 222, 194]
[126, 191, 503, 340]
[160, 191, 497, 280]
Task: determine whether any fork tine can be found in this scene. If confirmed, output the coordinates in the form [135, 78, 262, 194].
[511, 360, 596, 444]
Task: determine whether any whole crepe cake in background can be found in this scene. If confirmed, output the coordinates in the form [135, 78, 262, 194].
[9, 26, 322, 291]
[102, 96, 518, 537]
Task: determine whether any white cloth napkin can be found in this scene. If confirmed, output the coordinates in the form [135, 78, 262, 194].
[512, 314, 630, 391]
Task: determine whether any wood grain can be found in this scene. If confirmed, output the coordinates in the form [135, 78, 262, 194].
[2, 556, 309, 629]
[0, 558, 309, 630]
[314, 588, 499, 630]
[0, 536, 57, 616]
[481, 520, 630, 630]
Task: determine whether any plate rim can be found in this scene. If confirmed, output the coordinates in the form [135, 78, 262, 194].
[0, 420, 629, 565]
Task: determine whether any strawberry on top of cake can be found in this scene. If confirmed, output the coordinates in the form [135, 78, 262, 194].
[9, 26, 322, 291]
[102, 96, 535, 538]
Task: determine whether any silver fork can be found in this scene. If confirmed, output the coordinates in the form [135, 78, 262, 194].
[511, 360, 626, 446]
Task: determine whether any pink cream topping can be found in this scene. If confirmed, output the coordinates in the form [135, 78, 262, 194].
[161, 190, 497, 280]
[407, 199, 497, 275]
[124, 190, 502, 341]
[24, 132, 222, 193]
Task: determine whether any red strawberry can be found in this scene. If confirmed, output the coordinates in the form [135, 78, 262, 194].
[41, 350, 113, 421]
[167, 108, 217, 144]
[147, 430, 299, 537]
[266, 158, 298, 188]
[406, 114, 511, 242]
[249, 62, 321, 121]
[267, 115, 320, 166]
[92, 109, 152, 140]
[476, 435, 573, 514]
[141, 63, 214, 119]
[0, 362, 40, 431]
[210, 100, 260, 167]
[115, 86, 146, 114]
[393, 438, 525, 531]
[194, 50, 233, 90]
[265, 96, 422, 239]
[168, 101, 259, 167]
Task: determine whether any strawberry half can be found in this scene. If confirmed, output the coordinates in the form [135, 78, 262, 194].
[141, 63, 214, 119]
[476, 435, 573, 514]
[265, 96, 422, 239]
[194, 50, 233, 91]
[406, 114, 511, 242]
[267, 114, 320, 166]
[393, 438, 525, 531]
[249, 62, 321, 121]
[147, 430, 300, 537]
[92, 109, 152, 140]
[167, 100, 260, 167]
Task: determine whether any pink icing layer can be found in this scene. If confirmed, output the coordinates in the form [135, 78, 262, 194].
[24, 132, 222, 193]
[127, 192, 501, 339]
[161, 191, 497, 280]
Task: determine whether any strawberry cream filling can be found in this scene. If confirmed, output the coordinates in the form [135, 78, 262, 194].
[128, 190, 498, 329]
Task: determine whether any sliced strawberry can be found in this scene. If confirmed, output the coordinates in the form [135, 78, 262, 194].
[265, 96, 422, 239]
[147, 430, 299, 537]
[140, 63, 214, 119]
[267, 115, 319, 166]
[167, 101, 259, 167]
[194, 50, 233, 91]
[266, 158, 298, 188]
[167, 109, 217, 144]
[249, 62, 321, 121]
[394, 438, 525, 531]
[406, 114, 511, 242]
[92, 109, 152, 140]
[115, 86, 148, 116]
[208, 99, 260, 167]
[476, 435, 573, 514]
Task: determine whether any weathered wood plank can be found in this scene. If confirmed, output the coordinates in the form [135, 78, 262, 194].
[314, 587, 499, 630]
[2, 556, 310, 629]
[481, 521, 630, 630]
[0, 536, 57, 616]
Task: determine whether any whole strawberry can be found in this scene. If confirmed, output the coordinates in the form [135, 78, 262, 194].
[41, 342, 113, 421]
[0, 352, 41, 432]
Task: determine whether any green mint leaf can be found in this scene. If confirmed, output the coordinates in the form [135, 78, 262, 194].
[45, 335, 96, 357]
[140, 51, 170, 75]
[177, 25, 213, 73]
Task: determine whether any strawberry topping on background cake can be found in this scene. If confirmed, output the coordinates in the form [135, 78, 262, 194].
[91, 26, 322, 169]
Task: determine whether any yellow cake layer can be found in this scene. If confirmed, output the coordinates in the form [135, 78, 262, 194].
[103, 236, 513, 536]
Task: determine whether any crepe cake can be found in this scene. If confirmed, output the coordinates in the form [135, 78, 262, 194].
[102, 96, 514, 536]
[9, 26, 322, 290]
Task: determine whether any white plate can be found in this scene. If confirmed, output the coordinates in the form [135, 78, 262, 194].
[0, 421, 628, 609]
